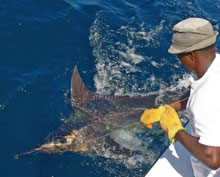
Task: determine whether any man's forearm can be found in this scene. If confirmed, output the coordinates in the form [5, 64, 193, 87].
[169, 90, 190, 112]
[175, 130, 220, 170]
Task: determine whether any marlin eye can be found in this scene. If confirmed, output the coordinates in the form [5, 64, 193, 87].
[60, 138, 67, 144]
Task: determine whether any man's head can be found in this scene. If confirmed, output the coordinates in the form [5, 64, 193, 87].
[168, 18, 218, 54]
[168, 18, 218, 78]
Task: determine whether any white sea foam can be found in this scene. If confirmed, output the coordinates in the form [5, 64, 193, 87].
[137, 20, 165, 47]
[89, 12, 168, 95]
[126, 155, 146, 167]
[155, 73, 191, 111]
[0, 104, 6, 110]
[119, 49, 145, 64]
[151, 61, 159, 68]
[110, 129, 143, 151]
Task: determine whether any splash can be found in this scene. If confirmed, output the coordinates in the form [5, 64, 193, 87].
[89, 11, 170, 95]
[89, 11, 187, 97]
[110, 129, 143, 151]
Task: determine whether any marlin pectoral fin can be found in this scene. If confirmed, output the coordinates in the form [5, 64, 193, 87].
[44, 109, 92, 143]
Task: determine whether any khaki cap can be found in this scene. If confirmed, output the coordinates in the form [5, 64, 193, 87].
[168, 18, 218, 54]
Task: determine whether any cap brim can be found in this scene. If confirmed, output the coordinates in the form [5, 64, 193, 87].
[168, 45, 187, 54]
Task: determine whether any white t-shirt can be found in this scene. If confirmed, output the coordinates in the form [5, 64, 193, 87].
[186, 53, 220, 177]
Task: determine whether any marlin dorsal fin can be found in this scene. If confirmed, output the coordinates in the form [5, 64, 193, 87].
[71, 66, 128, 108]
[71, 66, 95, 107]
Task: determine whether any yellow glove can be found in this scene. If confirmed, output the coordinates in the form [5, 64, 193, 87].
[160, 105, 186, 143]
[140, 106, 166, 129]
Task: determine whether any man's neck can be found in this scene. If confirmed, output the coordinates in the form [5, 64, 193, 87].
[194, 50, 215, 78]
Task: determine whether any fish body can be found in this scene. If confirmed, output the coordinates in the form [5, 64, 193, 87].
[16, 66, 188, 161]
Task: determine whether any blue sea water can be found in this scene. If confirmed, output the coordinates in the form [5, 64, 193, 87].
[0, 0, 220, 176]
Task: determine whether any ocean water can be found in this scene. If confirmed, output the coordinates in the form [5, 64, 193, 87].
[0, 0, 220, 177]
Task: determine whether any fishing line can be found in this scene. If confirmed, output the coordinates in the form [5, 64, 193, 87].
[170, 97, 189, 107]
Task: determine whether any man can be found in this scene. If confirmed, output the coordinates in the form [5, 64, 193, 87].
[141, 18, 220, 176]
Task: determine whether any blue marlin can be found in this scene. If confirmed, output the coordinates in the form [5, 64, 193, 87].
[15, 66, 188, 162]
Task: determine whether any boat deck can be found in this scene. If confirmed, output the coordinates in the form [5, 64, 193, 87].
[146, 123, 194, 177]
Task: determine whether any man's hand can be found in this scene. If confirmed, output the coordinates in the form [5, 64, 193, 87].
[140, 106, 166, 128]
[160, 105, 186, 143]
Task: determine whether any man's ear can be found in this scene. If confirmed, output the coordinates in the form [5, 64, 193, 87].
[189, 52, 196, 61]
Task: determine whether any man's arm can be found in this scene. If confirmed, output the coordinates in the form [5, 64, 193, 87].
[176, 130, 220, 170]
[169, 90, 190, 112]
[170, 90, 220, 170]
